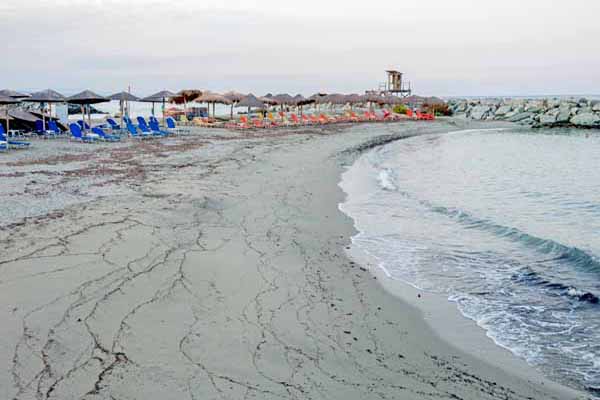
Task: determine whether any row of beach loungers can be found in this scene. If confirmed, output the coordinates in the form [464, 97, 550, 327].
[1, 109, 435, 150]
[192, 109, 435, 129]
[1, 116, 182, 149]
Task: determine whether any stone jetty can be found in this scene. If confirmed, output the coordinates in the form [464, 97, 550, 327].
[448, 98, 600, 128]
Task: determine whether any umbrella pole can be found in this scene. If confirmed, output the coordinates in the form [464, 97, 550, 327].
[230, 103, 234, 120]
[42, 102, 46, 131]
[162, 99, 165, 126]
[6, 106, 10, 150]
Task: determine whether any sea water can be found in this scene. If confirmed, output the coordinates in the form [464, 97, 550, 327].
[340, 126, 600, 395]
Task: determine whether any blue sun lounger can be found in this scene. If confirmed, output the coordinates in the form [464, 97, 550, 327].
[77, 120, 92, 130]
[127, 123, 152, 139]
[149, 119, 170, 136]
[35, 120, 58, 138]
[48, 120, 63, 135]
[0, 124, 31, 148]
[137, 119, 166, 137]
[70, 123, 97, 142]
[107, 118, 121, 131]
[91, 127, 120, 142]
[165, 117, 178, 133]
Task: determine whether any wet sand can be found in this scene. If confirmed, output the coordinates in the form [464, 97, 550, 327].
[0, 121, 587, 399]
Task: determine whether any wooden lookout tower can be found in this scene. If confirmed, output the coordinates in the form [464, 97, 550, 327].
[379, 70, 412, 97]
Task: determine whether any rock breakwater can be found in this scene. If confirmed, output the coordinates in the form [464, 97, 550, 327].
[448, 98, 600, 128]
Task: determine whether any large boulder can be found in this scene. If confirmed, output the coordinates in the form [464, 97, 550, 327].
[453, 102, 468, 113]
[570, 113, 600, 127]
[555, 109, 572, 123]
[469, 105, 492, 120]
[495, 105, 513, 117]
[592, 102, 600, 112]
[507, 112, 533, 122]
[526, 106, 543, 113]
[539, 112, 558, 125]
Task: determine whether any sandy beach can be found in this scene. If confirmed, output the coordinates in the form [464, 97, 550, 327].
[0, 121, 588, 399]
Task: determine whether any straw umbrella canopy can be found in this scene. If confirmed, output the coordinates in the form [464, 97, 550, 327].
[0, 95, 21, 149]
[171, 89, 202, 105]
[223, 91, 245, 119]
[67, 90, 110, 130]
[291, 94, 311, 115]
[142, 90, 175, 124]
[109, 91, 140, 127]
[331, 94, 349, 105]
[273, 93, 294, 108]
[171, 90, 203, 120]
[0, 89, 30, 99]
[28, 89, 66, 130]
[9, 109, 39, 123]
[260, 96, 278, 106]
[364, 93, 385, 109]
[345, 94, 362, 104]
[310, 93, 331, 111]
[194, 92, 232, 118]
[236, 94, 265, 115]
[342, 94, 362, 110]
[292, 94, 311, 106]
[309, 93, 328, 102]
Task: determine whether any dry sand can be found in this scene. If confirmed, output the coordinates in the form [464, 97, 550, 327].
[0, 121, 588, 399]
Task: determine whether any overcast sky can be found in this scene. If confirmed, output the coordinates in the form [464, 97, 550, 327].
[2, 0, 599, 97]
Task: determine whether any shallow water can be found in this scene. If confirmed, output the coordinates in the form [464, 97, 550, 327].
[340, 126, 600, 395]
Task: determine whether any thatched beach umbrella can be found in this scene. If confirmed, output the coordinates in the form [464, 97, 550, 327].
[345, 94, 362, 104]
[0, 89, 30, 99]
[224, 91, 246, 119]
[0, 95, 21, 149]
[260, 96, 279, 106]
[142, 90, 175, 124]
[309, 93, 329, 111]
[109, 91, 140, 127]
[67, 90, 110, 131]
[291, 94, 310, 115]
[9, 109, 40, 123]
[364, 93, 385, 109]
[236, 93, 265, 116]
[171, 89, 202, 120]
[273, 93, 294, 112]
[28, 89, 66, 130]
[195, 92, 232, 118]
[171, 89, 202, 105]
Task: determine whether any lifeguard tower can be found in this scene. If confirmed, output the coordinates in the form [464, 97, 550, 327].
[379, 70, 412, 97]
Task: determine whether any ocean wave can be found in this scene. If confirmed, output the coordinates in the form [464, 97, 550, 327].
[423, 204, 600, 274]
[512, 266, 599, 304]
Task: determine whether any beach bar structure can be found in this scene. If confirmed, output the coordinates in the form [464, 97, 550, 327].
[380, 70, 412, 97]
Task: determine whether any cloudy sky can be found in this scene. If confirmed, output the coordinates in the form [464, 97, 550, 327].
[2, 0, 599, 96]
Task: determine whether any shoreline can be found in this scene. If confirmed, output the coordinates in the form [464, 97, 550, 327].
[0, 121, 587, 399]
[337, 125, 588, 399]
